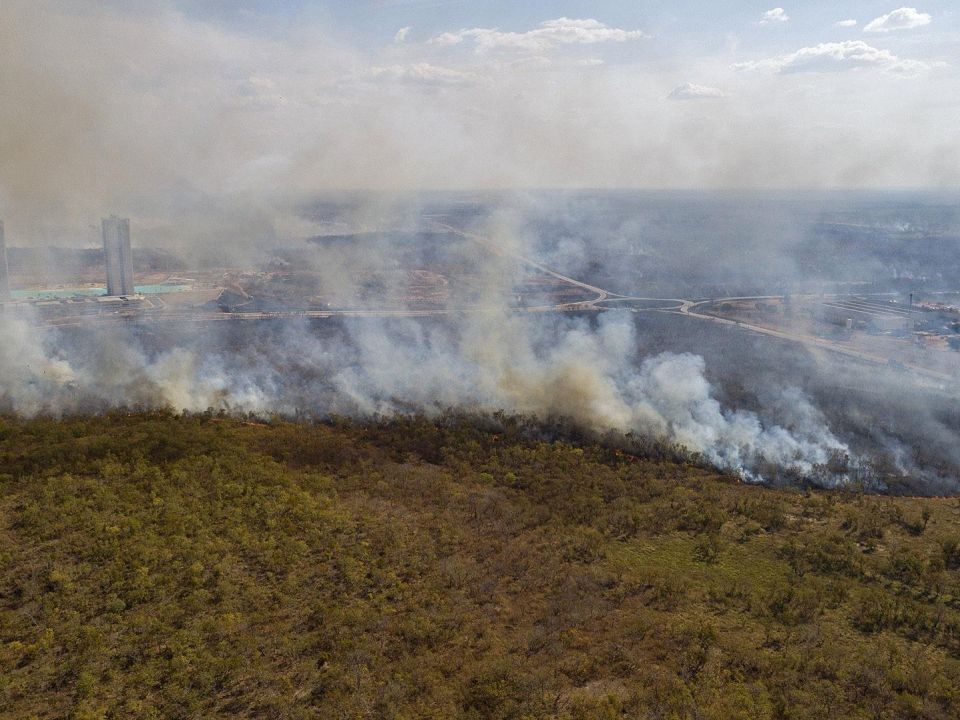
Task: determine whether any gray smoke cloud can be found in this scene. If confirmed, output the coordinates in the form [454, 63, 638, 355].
[0, 298, 851, 485]
[3, 2, 957, 492]
[2, 1, 958, 250]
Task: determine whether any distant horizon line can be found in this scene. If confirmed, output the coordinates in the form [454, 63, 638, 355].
[284, 186, 960, 195]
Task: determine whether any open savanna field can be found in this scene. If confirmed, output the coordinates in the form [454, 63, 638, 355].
[2, 413, 960, 719]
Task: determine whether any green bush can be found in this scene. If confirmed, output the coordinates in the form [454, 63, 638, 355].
[1, 413, 958, 719]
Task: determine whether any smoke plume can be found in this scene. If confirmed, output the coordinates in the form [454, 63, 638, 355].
[2, 2, 956, 493]
[0, 300, 851, 485]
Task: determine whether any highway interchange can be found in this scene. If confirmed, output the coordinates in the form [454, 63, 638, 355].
[10, 224, 958, 386]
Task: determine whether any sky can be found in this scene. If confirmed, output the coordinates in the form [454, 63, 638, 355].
[1, 1, 958, 240]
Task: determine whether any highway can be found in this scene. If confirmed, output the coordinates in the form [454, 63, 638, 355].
[431, 222, 614, 310]
[388, 225, 953, 385]
[677, 297, 956, 385]
[437, 221, 955, 385]
[10, 223, 957, 388]
[37, 307, 452, 327]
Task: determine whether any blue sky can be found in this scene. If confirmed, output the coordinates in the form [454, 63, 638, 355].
[177, 1, 958, 46]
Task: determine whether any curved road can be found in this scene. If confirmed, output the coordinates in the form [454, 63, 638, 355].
[12, 223, 958, 387]
[678, 297, 955, 384]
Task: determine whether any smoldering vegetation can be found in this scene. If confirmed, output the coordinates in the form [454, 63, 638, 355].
[632, 313, 960, 496]
[1, 3, 957, 500]
[515, 190, 960, 494]
[2, 191, 959, 495]
[0, 304, 954, 495]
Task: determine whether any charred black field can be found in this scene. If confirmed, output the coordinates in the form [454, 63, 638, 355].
[2, 412, 960, 719]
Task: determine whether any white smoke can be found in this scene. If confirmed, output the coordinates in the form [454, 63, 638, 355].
[333, 311, 849, 481]
[0, 313, 76, 415]
[626, 354, 847, 477]
[0, 306, 850, 484]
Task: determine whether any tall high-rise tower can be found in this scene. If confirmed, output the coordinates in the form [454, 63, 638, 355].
[101, 216, 135, 296]
[0, 219, 10, 301]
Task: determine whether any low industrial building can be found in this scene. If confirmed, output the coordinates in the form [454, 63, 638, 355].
[821, 298, 919, 334]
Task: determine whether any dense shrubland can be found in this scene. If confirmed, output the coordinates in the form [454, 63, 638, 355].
[2, 412, 960, 719]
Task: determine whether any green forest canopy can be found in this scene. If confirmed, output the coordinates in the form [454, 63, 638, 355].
[2, 412, 960, 719]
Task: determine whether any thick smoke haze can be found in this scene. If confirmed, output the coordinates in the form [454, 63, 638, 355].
[2, 1, 959, 245]
[0, 305, 849, 485]
[2, 191, 958, 491]
[1, 2, 958, 493]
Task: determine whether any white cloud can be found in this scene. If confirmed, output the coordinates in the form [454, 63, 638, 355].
[4, 0, 960, 216]
[758, 8, 790, 25]
[368, 62, 478, 86]
[668, 82, 726, 100]
[429, 17, 647, 53]
[735, 40, 936, 74]
[835, 19, 858, 28]
[864, 7, 931, 32]
[394, 26, 411, 43]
